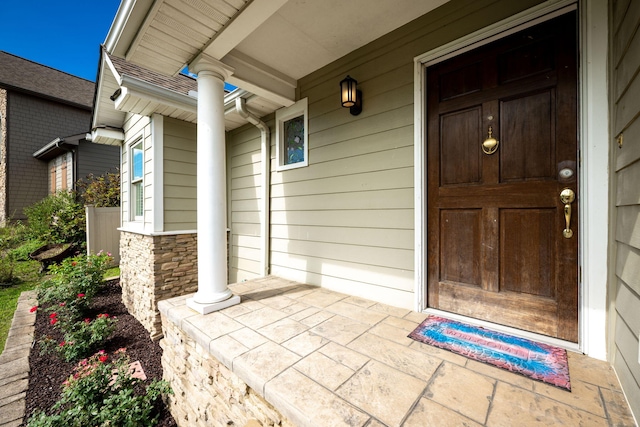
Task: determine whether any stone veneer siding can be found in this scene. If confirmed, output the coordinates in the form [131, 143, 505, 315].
[160, 314, 293, 427]
[120, 231, 198, 340]
[0, 89, 7, 225]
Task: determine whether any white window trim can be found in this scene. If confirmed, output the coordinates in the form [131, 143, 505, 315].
[275, 98, 308, 171]
[129, 137, 144, 222]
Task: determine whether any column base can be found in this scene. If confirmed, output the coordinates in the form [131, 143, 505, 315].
[186, 294, 241, 315]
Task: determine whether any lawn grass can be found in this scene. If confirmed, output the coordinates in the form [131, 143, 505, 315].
[0, 260, 41, 354]
[104, 266, 120, 278]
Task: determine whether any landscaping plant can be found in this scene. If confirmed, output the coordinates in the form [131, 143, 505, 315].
[23, 191, 86, 247]
[0, 221, 29, 283]
[37, 252, 112, 321]
[27, 349, 172, 427]
[34, 251, 117, 361]
[76, 171, 120, 207]
[39, 312, 117, 362]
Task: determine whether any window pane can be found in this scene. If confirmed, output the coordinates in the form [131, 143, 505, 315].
[134, 181, 143, 217]
[133, 143, 143, 180]
[283, 115, 304, 165]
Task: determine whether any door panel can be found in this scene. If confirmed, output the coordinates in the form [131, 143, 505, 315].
[440, 209, 481, 286]
[500, 208, 555, 297]
[441, 109, 482, 185]
[500, 91, 555, 181]
[427, 12, 578, 342]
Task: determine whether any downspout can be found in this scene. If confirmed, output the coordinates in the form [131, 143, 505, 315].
[235, 98, 270, 277]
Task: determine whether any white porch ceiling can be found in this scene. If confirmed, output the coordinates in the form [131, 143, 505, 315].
[108, 0, 448, 106]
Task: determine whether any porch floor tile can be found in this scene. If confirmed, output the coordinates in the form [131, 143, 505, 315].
[158, 276, 637, 427]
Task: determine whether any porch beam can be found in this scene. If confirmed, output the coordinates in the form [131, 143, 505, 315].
[221, 51, 296, 107]
[186, 55, 240, 314]
[202, 0, 289, 60]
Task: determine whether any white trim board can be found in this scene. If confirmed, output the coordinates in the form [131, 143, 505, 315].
[413, 0, 609, 359]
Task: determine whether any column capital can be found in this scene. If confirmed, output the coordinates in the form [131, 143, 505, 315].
[189, 53, 235, 80]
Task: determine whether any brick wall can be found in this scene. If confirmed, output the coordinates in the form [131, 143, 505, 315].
[119, 231, 198, 340]
[160, 315, 293, 427]
[5, 91, 90, 220]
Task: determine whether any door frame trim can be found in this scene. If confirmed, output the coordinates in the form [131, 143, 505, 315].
[413, 0, 609, 358]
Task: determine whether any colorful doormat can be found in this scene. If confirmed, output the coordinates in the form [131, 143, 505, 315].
[408, 315, 571, 391]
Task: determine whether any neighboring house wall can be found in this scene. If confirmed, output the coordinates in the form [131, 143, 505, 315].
[163, 117, 197, 232]
[5, 91, 90, 220]
[228, 122, 270, 283]
[228, 0, 543, 309]
[610, 0, 640, 417]
[7, 93, 89, 216]
[76, 139, 120, 181]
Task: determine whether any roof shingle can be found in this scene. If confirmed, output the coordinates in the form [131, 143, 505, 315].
[0, 51, 94, 109]
[107, 51, 197, 96]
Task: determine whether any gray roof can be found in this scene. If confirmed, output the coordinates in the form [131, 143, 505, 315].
[107, 51, 197, 96]
[0, 51, 95, 109]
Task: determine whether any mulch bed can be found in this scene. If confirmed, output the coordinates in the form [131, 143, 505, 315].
[24, 279, 177, 426]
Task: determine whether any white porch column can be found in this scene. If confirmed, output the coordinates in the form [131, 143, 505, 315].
[187, 56, 240, 314]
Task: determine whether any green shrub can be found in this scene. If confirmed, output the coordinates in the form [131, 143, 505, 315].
[0, 222, 30, 283]
[37, 252, 112, 321]
[0, 221, 28, 249]
[27, 349, 172, 427]
[24, 191, 85, 246]
[76, 171, 120, 207]
[40, 313, 117, 362]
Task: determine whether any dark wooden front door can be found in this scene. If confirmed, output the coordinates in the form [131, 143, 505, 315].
[426, 12, 579, 342]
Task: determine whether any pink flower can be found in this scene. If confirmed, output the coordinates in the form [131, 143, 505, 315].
[59, 341, 66, 347]
[115, 347, 126, 354]
[29, 306, 38, 313]
[77, 293, 85, 298]
[97, 313, 110, 319]
[98, 355, 108, 363]
[59, 302, 66, 307]
[50, 318, 58, 325]
[107, 252, 112, 257]
[84, 318, 91, 323]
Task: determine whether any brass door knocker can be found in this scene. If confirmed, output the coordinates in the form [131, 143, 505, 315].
[482, 126, 499, 155]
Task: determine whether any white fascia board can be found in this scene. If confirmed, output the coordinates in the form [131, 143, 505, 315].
[92, 55, 124, 131]
[222, 51, 296, 107]
[115, 76, 197, 114]
[103, 54, 123, 85]
[203, 0, 289, 59]
[105, 0, 155, 57]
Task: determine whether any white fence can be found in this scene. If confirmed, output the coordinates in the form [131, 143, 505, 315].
[85, 206, 120, 265]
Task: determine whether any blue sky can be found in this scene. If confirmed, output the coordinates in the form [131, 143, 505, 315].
[0, 1, 122, 82]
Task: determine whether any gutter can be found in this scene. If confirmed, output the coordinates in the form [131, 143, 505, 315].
[235, 98, 271, 277]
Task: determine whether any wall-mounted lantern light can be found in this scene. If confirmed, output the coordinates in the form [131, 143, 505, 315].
[340, 75, 362, 116]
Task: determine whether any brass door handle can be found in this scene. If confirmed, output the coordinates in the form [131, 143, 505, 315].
[560, 188, 575, 238]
